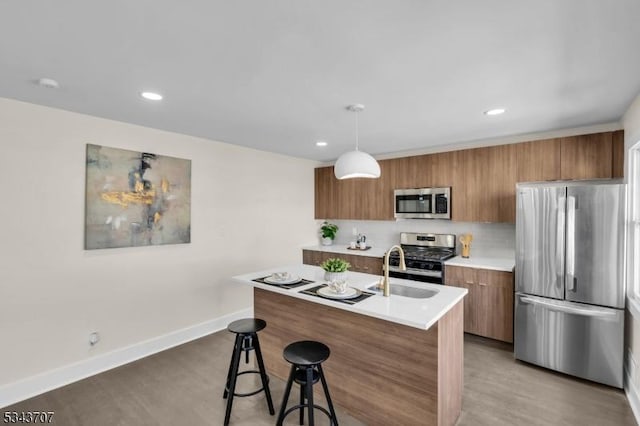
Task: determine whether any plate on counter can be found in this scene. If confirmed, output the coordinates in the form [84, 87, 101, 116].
[317, 286, 361, 300]
[263, 274, 301, 285]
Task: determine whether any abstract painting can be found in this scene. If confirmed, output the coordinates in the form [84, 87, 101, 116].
[85, 144, 191, 249]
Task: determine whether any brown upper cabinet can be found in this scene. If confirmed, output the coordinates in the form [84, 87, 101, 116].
[516, 138, 561, 182]
[315, 130, 624, 223]
[457, 145, 516, 223]
[612, 130, 625, 178]
[560, 132, 613, 180]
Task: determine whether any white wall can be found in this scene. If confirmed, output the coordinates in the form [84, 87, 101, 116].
[623, 91, 640, 417]
[0, 98, 318, 401]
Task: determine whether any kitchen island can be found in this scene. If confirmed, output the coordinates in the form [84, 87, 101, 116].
[233, 264, 467, 426]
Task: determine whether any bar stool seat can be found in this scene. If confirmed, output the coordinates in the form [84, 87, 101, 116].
[223, 318, 274, 425]
[277, 340, 338, 426]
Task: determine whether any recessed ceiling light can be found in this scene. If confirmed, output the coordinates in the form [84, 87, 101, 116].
[316, 141, 328, 147]
[140, 91, 163, 101]
[484, 108, 506, 116]
[37, 78, 60, 89]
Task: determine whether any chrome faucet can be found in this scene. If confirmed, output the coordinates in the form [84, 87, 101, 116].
[382, 245, 406, 297]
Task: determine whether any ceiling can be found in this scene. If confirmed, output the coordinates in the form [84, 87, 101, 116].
[1, 1, 639, 162]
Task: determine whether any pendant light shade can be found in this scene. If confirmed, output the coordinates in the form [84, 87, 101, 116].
[334, 104, 380, 180]
[334, 150, 381, 179]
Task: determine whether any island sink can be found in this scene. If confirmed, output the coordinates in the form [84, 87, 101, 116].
[367, 282, 439, 299]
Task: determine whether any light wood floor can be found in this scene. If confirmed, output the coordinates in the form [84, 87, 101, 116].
[5, 332, 636, 425]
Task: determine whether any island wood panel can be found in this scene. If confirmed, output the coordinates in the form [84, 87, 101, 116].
[254, 288, 463, 426]
[516, 138, 562, 182]
[438, 301, 464, 426]
[560, 132, 613, 180]
[612, 130, 625, 178]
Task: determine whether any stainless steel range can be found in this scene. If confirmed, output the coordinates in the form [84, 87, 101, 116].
[387, 232, 456, 284]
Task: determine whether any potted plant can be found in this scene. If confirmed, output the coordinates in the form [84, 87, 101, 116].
[320, 221, 339, 246]
[320, 257, 350, 283]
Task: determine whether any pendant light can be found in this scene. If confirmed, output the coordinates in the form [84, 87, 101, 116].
[334, 104, 381, 179]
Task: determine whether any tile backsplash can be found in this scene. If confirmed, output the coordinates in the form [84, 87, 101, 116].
[326, 219, 515, 256]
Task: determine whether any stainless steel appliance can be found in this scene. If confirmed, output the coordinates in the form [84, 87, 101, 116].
[394, 187, 451, 219]
[515, 180, 626, 388]
[388, 232, 456, 284]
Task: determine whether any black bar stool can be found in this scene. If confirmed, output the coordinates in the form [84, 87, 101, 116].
[223, 318, 275, 425]
[276, 340, 338, 426]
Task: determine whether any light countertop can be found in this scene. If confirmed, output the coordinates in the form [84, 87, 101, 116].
[444, 248, 515, 272]
[302, 244, 388, 257]
[304, 244, 515, 272]
[233, 264, 467, 330]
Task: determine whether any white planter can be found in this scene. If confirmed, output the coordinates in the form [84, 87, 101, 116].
[321, 237, 334, 246]
[324, 271, 347, 283]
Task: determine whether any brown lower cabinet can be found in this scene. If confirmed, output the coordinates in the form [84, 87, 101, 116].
[445, 265, 514, 343]
[302, 249, 383, 275]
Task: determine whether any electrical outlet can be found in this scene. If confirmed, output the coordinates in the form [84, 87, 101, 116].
[352, 227, 358, 236]
[89, 331, 100, 346]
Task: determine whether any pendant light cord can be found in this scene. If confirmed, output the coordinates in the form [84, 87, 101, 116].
[355, 110, 359, 151]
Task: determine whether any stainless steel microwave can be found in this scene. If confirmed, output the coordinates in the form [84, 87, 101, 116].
[394, 187, 451, 219]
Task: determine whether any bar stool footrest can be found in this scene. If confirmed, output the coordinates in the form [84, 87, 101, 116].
[281, 403, 332, 422]
[224, 370, 270, 398]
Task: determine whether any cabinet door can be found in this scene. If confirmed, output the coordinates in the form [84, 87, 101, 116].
[302, 250, 323, 266]
[560, 133, 613, 180]
[356, 255, 383, 275]
[445, 266, 478, 334]
[393, 154, 432, 189]
[361, 159, 395, 220]
[429, 151, 462, 221]
[459, 145, 516, 223]
[304, 250, 383, 275]
[345, 253, 381, 274]
[446, 265, 514, 342]
[476, 269, 514, 343]
[315, 167, 336, 219]
[516, 138, 561, 183]
[612, 130, 625, 178]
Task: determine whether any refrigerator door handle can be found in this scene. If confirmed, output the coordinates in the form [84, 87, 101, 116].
[556, 196, 566, 287]
[566, 195, 576, 292]
[519, 295, 616, 317]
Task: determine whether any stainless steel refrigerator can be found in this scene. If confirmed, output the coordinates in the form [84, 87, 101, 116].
[515, 180, 626, 388]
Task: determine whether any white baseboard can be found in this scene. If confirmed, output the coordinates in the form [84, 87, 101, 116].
[0, 308, 253, 408]
[625, 350, 640, 425]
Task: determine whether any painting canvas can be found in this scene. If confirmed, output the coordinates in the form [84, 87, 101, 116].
[85, 144, 191, 249]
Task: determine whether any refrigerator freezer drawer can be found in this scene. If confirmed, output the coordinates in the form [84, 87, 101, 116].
[514, 293, 623, 388]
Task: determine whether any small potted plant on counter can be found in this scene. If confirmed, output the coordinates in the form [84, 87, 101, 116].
[320, 221, 339, 246]
[320, 257, 351, 283]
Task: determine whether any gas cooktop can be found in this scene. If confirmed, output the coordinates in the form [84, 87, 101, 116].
[394, 247, 455, 262]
